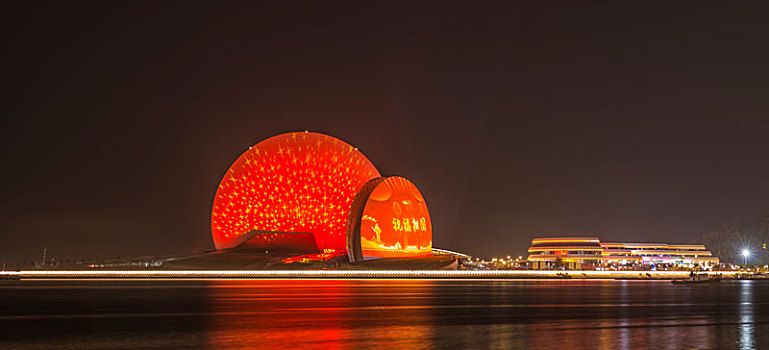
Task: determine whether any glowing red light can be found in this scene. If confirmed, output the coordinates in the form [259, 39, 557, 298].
[346, 176, 433, 261]
[211, 132, 380, 251]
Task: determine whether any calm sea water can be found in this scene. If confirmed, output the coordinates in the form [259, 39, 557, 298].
[0, 279, 767, 349]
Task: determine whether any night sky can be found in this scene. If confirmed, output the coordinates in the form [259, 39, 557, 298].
[3, 2, 769, 264]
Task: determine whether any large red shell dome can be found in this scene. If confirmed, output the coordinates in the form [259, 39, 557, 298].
[211, 132, 380, 251]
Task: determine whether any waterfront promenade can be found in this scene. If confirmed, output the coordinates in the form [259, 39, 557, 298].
[0, 269, 748, 280]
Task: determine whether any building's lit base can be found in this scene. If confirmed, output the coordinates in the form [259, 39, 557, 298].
[0, 270, 746, 280]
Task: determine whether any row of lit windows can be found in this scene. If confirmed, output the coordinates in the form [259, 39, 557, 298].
[531, 251, 602, 255]
[602, 246, 706, 251]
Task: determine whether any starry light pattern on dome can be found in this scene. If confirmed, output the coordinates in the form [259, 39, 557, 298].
[211, 132, 380, 251]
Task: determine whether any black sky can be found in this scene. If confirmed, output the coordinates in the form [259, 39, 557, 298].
[2, 2, 769, 263]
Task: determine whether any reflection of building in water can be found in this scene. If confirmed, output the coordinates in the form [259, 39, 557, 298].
[527, 237, 719, 270]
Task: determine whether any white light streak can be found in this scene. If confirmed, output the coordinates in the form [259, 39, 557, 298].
[0, 269, 743, 280]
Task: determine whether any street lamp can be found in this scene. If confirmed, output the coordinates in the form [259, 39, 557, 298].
[742, 249, 750, 267]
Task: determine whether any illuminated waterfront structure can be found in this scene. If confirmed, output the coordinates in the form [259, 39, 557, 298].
[211, 131, 435, 262]
[346, 176, 432, 262]
[600, 241, 718, 267]
[527, 237, 603, 270]
[527, 237, 719, 269]
[211, 132, 380, 251]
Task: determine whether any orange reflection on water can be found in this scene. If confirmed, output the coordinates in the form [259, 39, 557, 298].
[200, 279, 767, 350]
[204, 279, 438, 350]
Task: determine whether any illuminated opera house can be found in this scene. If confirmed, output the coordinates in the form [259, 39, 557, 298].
[210, 131, 436, 264]
[527, 237, 719, 270]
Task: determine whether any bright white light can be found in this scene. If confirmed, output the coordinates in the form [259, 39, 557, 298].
[743, 249, 750, 257]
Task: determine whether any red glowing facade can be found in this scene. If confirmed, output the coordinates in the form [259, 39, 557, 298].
[346, 177, 433, 261]
[211, 132, 380, 251]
